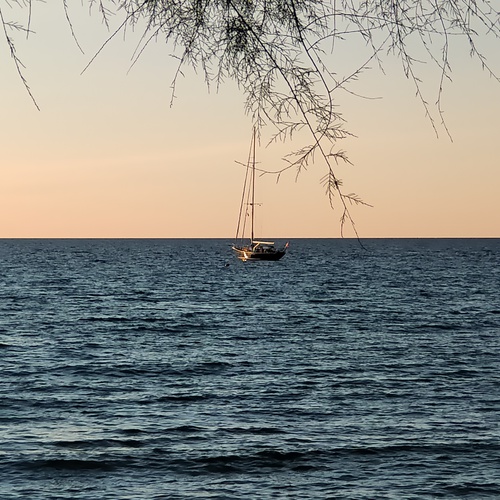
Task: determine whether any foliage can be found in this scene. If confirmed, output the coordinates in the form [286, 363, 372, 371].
[2, 0, 499, 234]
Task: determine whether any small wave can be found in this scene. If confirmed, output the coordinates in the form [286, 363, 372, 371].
[227, 335, 260, 341]
[79, 316, 131, 323]
[181, 361, 233, 375]
[337, 442, 500, 457]
[24, 459, 116, 472]
[307, 298, 347, 305]
[185, 449, 316, 474]
[444, 482, 500, 495]
[186, 442, 500, 474]
[221, 426, 287, 435]
[53, 438, 144, 450]
[157, 394, 211, 403]
[415, 322, 457, 331]
[119, 428, 145, 436]
[134, 325, 189, 334]
[167, 425, 206, 433]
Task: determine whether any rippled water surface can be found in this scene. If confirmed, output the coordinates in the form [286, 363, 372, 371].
[1, 238, 499, 499]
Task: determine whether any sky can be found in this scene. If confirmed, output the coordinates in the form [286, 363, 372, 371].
[1, 2, 499, 238]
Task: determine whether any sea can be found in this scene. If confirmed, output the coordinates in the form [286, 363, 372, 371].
[1, 238, 499, 500]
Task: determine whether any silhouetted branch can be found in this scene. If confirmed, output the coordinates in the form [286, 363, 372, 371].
[0, 1, 39, 110]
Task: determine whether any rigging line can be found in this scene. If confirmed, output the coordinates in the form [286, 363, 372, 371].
[235, 128, 255, 241]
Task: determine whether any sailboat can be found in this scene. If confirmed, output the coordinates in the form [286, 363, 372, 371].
[232, 128, 288, 262]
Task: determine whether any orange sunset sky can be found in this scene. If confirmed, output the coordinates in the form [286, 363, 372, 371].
[1, 2, 499, 238]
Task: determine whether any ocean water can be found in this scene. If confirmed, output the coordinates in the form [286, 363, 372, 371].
[1, 238, 499, 499]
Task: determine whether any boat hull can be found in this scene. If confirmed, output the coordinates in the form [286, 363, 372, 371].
[232, 246, 286, 262]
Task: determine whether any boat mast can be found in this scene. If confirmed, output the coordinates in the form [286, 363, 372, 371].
[251, 127, 256, 244]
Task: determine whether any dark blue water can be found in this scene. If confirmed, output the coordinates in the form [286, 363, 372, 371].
[1, 238, 499, 499]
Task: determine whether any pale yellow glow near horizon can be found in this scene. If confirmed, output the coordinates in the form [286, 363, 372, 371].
[1, 3, 499, 238]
